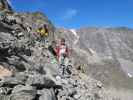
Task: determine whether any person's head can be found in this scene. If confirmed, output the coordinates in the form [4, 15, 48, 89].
[52, 40, 56, 44]
[60, 38, 65, 45]
[43, 24, 47, 29]
[38, 27, 42, 31]
[51, 40, 56, 47]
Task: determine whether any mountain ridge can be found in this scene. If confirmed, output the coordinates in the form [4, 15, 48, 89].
[0, 0, 133, 100]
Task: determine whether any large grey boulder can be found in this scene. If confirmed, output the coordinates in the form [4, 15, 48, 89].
[38, 88, 56, 100]
[10, 85, 36, 100]
[26, 74, 57, 88]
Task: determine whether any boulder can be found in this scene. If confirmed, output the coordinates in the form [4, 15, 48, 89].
[11, 85, 36, 100]
[38, 88, 56, 100]
[26, 74, 57, 88]
[0, 65, 12, 79]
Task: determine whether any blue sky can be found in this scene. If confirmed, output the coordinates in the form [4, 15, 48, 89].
[10, 0, 133, 29]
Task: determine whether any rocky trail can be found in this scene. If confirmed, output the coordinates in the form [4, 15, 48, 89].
[0, 0, 133, 100]
[0, 7, 105, 100]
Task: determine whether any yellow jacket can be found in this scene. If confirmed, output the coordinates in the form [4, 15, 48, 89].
[37, 29, 48, 37]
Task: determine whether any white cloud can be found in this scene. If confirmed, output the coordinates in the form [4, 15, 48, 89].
[62, 9, 78, 21]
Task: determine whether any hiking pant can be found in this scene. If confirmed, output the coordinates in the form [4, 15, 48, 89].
[39, 36, 48, 45]
[59, 55, 69, 76]
[40, 37, 45, 44]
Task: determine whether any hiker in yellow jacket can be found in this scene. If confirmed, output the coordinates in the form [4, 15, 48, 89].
[37, 24, 49, 44]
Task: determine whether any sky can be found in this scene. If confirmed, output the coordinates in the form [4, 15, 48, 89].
[10, 0, 133, 29]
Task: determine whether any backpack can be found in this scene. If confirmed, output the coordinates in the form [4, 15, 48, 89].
[40, 29, 48, 37]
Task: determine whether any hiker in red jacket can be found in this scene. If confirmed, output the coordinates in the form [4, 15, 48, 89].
[55, 38, 73, 76]
[55, 38, 69, 65]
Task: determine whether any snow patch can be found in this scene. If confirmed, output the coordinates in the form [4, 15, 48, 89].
[70, 29, 79, 44]
[70, 29, 78, 38]
[128, 73, 133, 78]
[89, 48, 96, 55]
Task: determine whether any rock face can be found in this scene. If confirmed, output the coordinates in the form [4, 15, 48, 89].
[56, 27, 133, 90]
[0, 16, 107, 100]
[0, 6, 107, 100]
[18, 12, 55, 41]
[76, 27, 133, 88]
[0, 1, 133, 100]
[0, 0, 12, 11]
[77, 27, 133, 60]
[0, 2, 58, 99]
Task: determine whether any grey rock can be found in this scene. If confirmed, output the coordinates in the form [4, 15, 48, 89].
[96, 81, 103, 88]
[73, 94, 81, 99]
[11, 85, 36, 100]
[0, 73, 27, 87]
[26, 74, 56, 88]
[0, 95, 10, 100]
[0, 0, 13, 11]
[38, 88, 56, 100]
[12, 85, 36, 94]
[0, 87, 12, 95]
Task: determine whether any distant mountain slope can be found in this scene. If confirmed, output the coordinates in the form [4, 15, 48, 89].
[56, 27, 133, 89]
[77, 27, 133, 60]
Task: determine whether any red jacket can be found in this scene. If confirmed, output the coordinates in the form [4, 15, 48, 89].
[55, 44, 69, 60]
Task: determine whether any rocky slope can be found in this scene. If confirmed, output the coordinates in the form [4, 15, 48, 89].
[55, 27, 133, 90]
[0, 12, 108, 100]
[0, 0, 133, 100]
[0, 1, 107, 100]
[77, 27, 133, 88]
